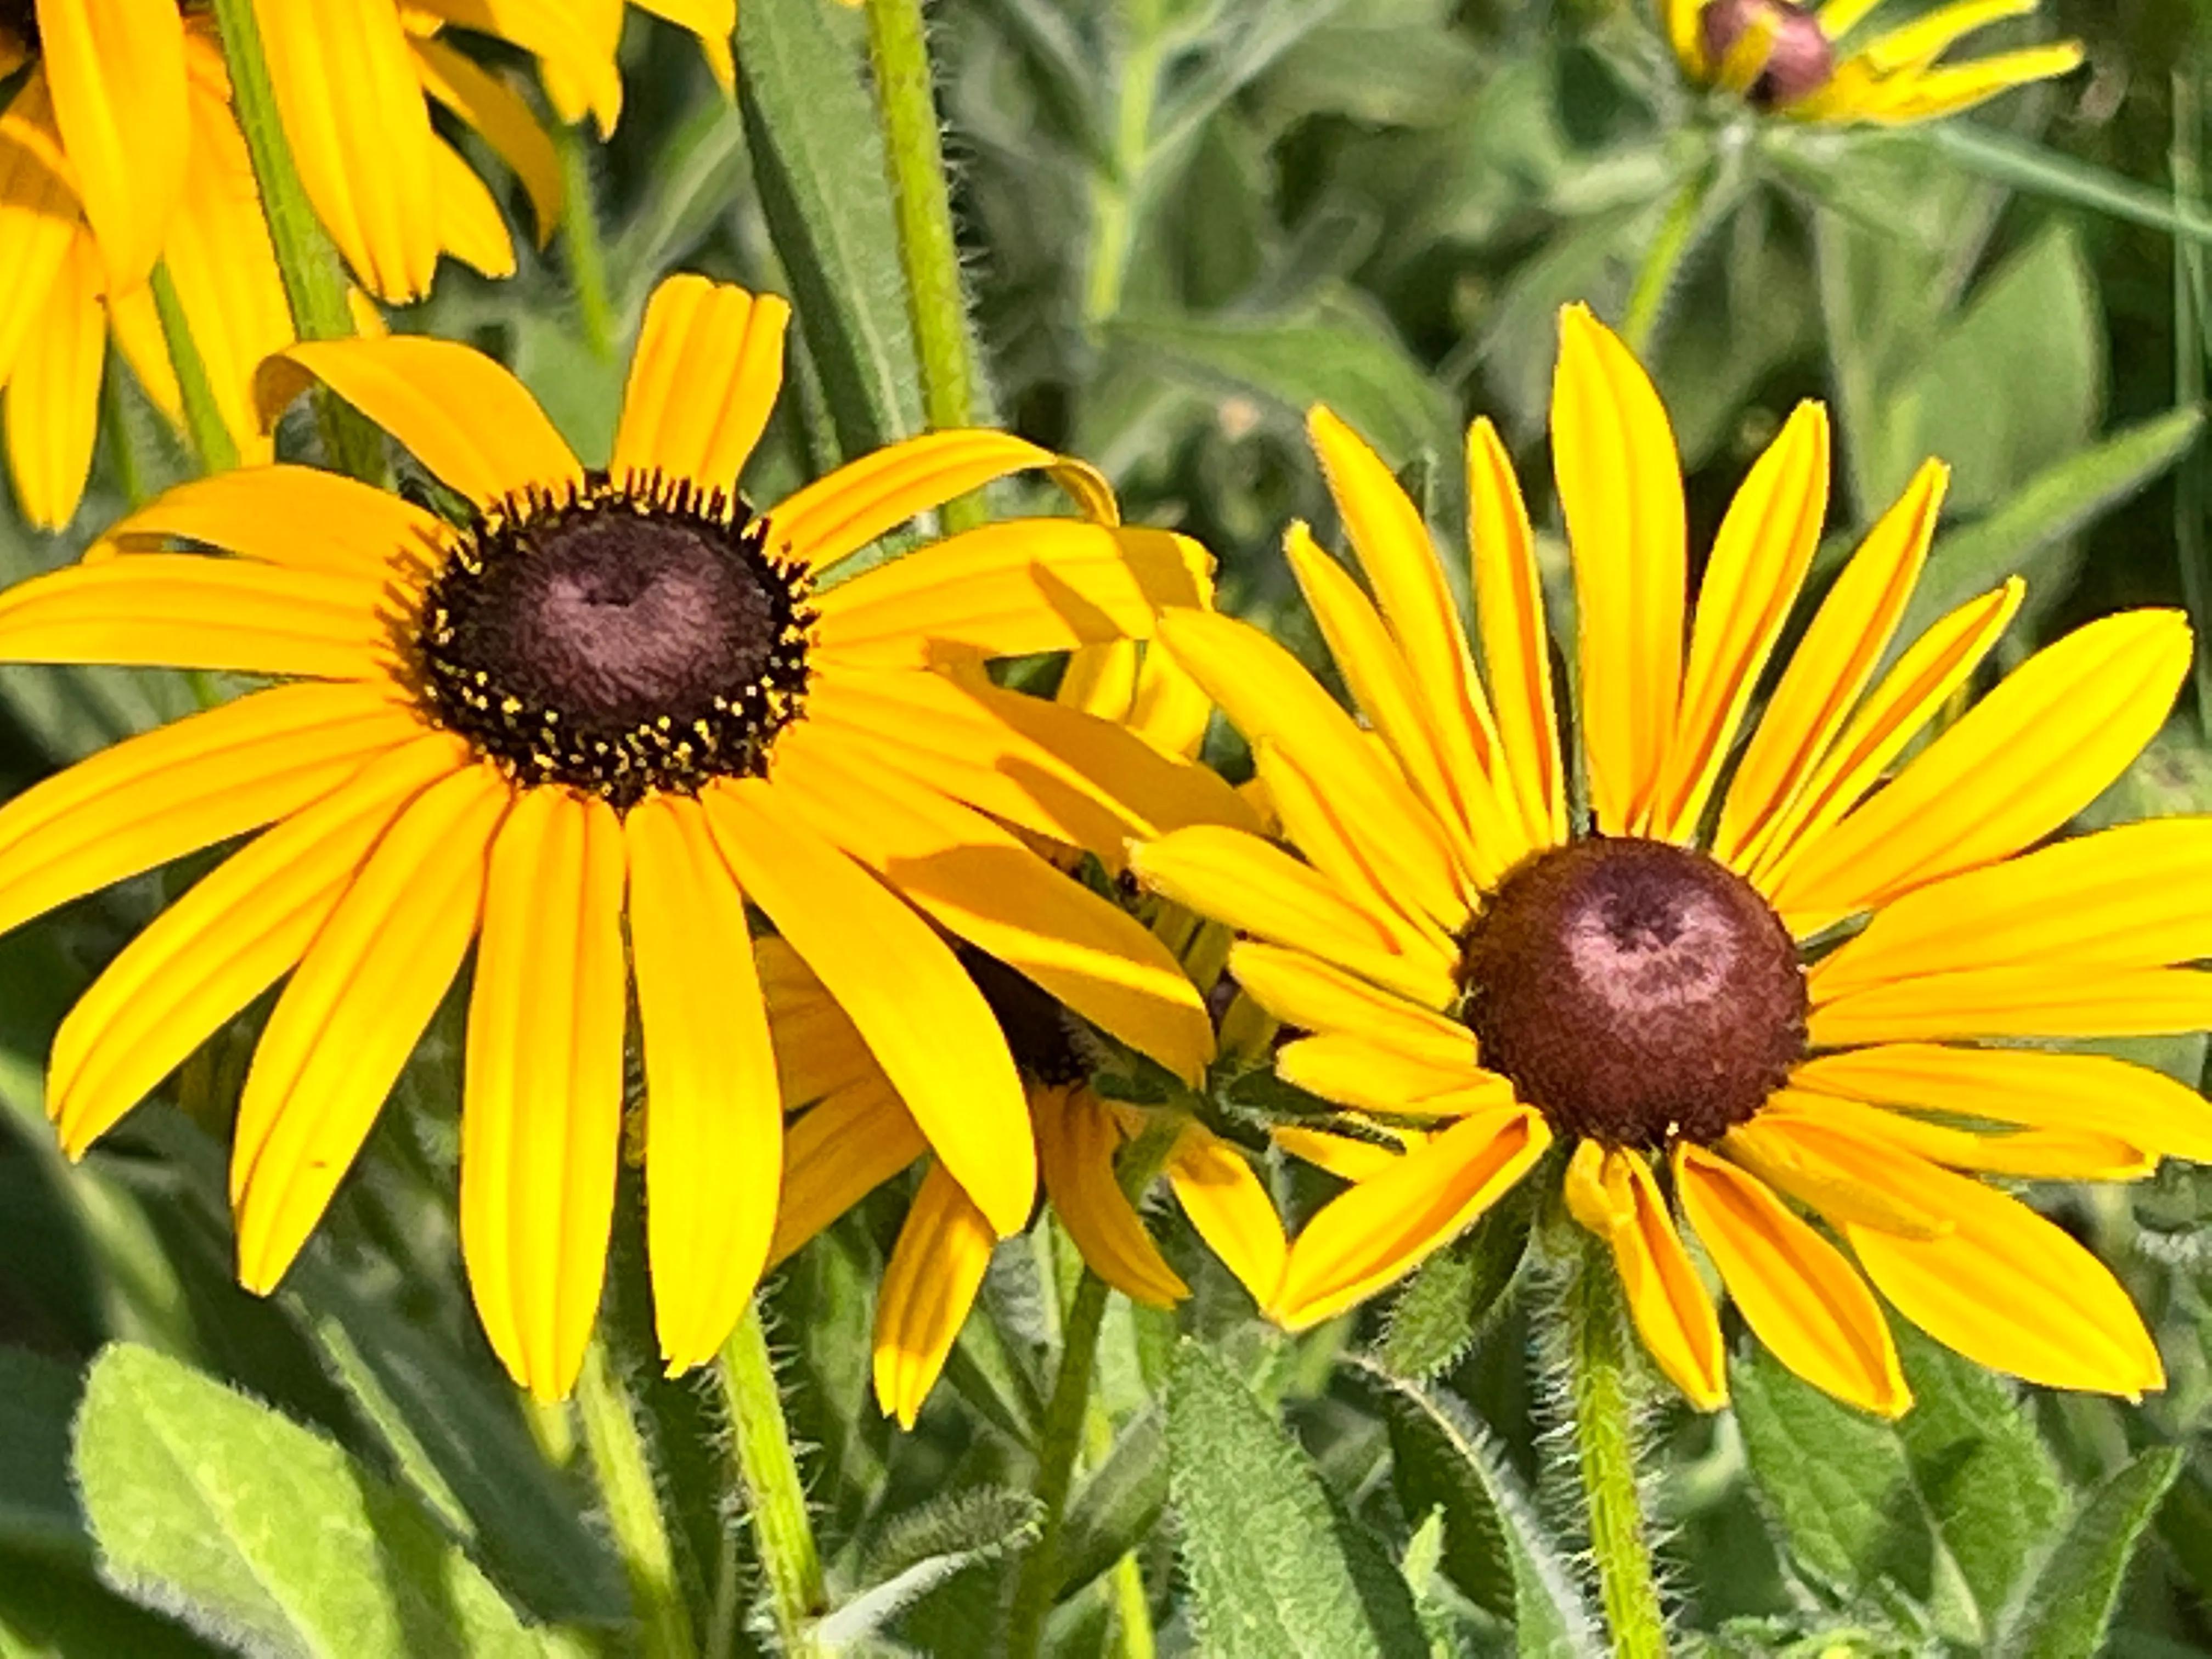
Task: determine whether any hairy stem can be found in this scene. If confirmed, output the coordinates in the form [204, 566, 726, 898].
[1084, 0, 1165, 326]
[148, 262, 239, 475]
[716, 1299, 827, 1657]
[573, 1341, 698, 1659]
[560, 122, 616, 358]
[1621, 165, 1713, 357]
[1565, 1235, 1669, 1659]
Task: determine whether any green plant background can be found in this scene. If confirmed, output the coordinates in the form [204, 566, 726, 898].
[3, 1, 2212, 1654]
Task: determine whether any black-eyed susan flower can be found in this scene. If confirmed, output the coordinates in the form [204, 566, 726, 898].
[1133, 303, 2212, 1419]
[1668, 0, 2081, 123]
[761, 642, 1286, 1426]
[0, 273, 1248, 1400]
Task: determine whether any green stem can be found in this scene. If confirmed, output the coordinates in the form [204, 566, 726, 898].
[1006, 1119, 1182, 1659]
[716, 1299, 827, 1657]
[1565, 1235, 1669, 1659]
[1083, 0, 1164, 328]
[148, 262, 239, 475]
[206, 0, 384, 482]
[560, 122, 616, 359]
[864, 0, 985, 532]
[101, 363, 147, 510]
[573, 1341, 699, 1659]
[2174, 61, 2212, 740]
[1621, 165, 1713, 358]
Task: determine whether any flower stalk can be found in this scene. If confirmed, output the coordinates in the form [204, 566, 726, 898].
[864, 0, 984, 532]
[573, 1340, 699, 1659]
[717, 1299, 828, 1658]
[1622, 162, 1714, 357]
[560, 122, 616, 359]
[1085, 0, 1165, 326]
[146, 262, 238, 475]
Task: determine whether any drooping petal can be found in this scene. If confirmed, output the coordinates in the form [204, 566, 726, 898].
[815, 522, 1207, 669]
[1573, 1147, 1727, 1410]
[1226, 942, 1485, 1071]
[48, 733, 466, 1155]
[415, 0, 623, 134]
[1767, 609, 2192, 932]
[1759, 1091, 2151, 1181]
[1036, 1086, 1187, 1307]
[0, 555, 400, 680]
[429, 134, 516, 280]
[769, 727, 1215, 1082]
[0, 72, 83, 393]
[1276, 1035, 1505, 1118]
[610, 276, 789, 495]
[1650, 402, 1830, 842]
[765, 1077, 927, 1268]
[755, 936, 880, 1108]
[1809, 964, 2212, 1046]
[410, 36, 561, 242]
[1790, 1043, 2212, 1164]
[703, 777, 1034, 1237]
[873, 1162, 995, 1428]
[1269, 1108, 1548, 1330]
[258, 336, 583, 506]
[1550, 304, 1686, 835]
[1169, 1124, 1288, 1308]
[232, 763, 505, 1293]
[255, 0, 441, 302]
[1465, 416, 1564, 849]
[41, 0, 187, 292]
[1713, 460, 1946, 870]
[769, 431, 1117, 572]
[0, 682, 420, 939]
[461, 787, 628, 1402]
[628, 793, 782, 1373]
[94, 462, 449, 583]
[1675, 1144, 1908, 1417]
[5, 230, 102, 531]
[632, 0, 736, 92]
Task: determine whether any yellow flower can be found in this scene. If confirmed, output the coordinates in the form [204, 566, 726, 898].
[0, 18, 296, 527]
[1135, 302, 2212, 1419]
[1665, 0, 2082, 124]
[0, 273, 1245, 1401]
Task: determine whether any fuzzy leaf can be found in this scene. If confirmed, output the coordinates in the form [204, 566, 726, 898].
[1995, 1447, 2183, 1659]
[1057, 1410, 1168, 1600]
[1378, 1183, 1532, 1382]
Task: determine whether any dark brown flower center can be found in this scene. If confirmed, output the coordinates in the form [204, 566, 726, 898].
[417, 473, 812, 809]
[1698, 0, 1835, 107]
[962, 948, 1092, 1088]
[1458, 838, 1805, 1150]
[0, 0, 37, 53]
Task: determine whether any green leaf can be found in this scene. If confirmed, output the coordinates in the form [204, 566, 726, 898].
[1929, 123, 2212, 247]
[73, 1344, 546, 1658]
[1996, 1448, 2184, 1659]
[739, 0, 924, 462]
[1166, 1341, 1424, 1659]
[825, 1487, 1043, 1646]
[1898, 406, 2204, 646]
[1378, 1182, 1532, 1383]
[1057, 1410, 1167, 1601]
[0, 1549, 223, 1659]
[1352, 1362, 1602, 1657]
[0, 1348, 87, 1560]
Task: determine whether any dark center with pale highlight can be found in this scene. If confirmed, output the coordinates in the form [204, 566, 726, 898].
[1457, 837, 1806, 1150]
[1698, 0, 1835, 107]
[417, 473, 812, 810]
[962, 947, 1092, 1088]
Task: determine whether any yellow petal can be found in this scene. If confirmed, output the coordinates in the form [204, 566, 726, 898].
[1269, 1108, 1548, 1330]
[0, 554, 399, 680]
[766, 1076, 927, 1268]
[0, 72, 83, 393]
[756, 935, 879, 1108]
[1651, 403, 1830, 842]
[1037, 1086, 1187, 1307]
[1767, 608, 2192, 931]
[1550, 304, 1685, 834]
[703, 777, 1035, 1237]
[1056, 639, 1137, 724]
[1723, 1110, 1955, 1240]
[233, 763, 505, 1293]
[1759, 1091, 2152, 1181]
[1466, 416, 1564, 850]
[411, 36, 561, 245]
[1226, 941, 1483, 1070]
[416, 0, 623, 134]
[95, 462, 448, 583]
[770, 430, 1118, 573]
[256, 0, 440, 302]
[1812, 817, 2212, 1001]
[1169, 1122, 1288, 1308]
[259, 336, 583, 507]
[49, 733, 466, 1155]
[0, 682, 419, 939]
[1849, 44, 2084, 124]
[41, 0, 187, 291]
[430, 134, 515, 280]
[5, 230, 101, 531]
[768, 724, 1216, 1083]
[1276, 1035, 1502, 1118]
[461, 786, 628, 1402]
[1129, 637, 1215, 761]
[1577, 1147, 1727, 1409]
[633, 0, 736, 93]
[1791, 1042, 2212, 1164]
[815, 522, 1207, 670]
[610, 276, 789, 495]
[1675, 1144, 1908, 1416]
[1843, 1156, 2162, 1396]
[1274, 1124, 1410, 1184]
[873, 1161, 995, 1428]
[1854, 0, 2034, 70]
[1811, 964, 2212, 1046]
[1713, 460, 1946, 870]
[628, 793, 782, 1373]
[1562, 1137, 1624, 1233]
[1155, 607, 1470, 926]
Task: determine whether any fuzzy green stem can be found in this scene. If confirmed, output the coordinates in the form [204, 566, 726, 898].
[573, 1341, 698, 1659]
[1566, 1236, 1669, 1659]
[716, 1300, 827, 1657]
[1006, 1119, 1182, 1659]
[1084, 0, 1164, 326]
[206, 0, 384, 482]
[864, 0, 985, 532]
[1621, 166, 1712, 358]
[148, 262, 239, 474]
[559, 123, 616, 359]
